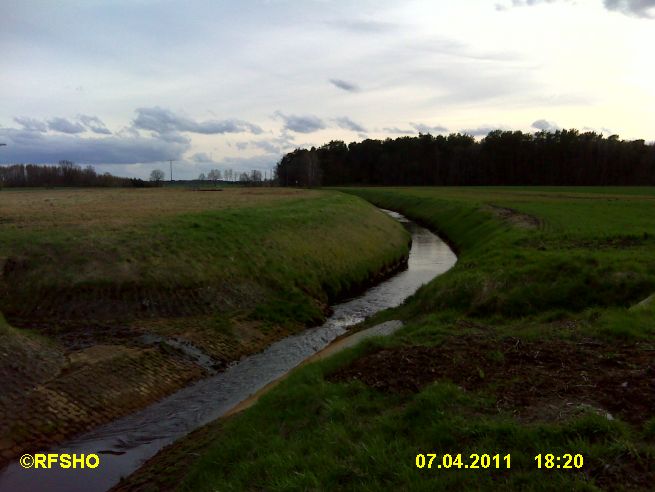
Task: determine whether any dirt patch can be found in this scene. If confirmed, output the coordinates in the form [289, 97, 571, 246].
[1, 257, 30, 280]
[67, 344, 141, 366]
[328, 335, 655, 425]
[485, 204, 541, 230]
[586, 451, 655, 491]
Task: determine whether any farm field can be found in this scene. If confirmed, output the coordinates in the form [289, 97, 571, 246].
[122, 186, 655, 491]
[0, 187, 410, 466]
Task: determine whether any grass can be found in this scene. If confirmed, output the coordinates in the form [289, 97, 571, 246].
[145, 186, 655, 491]
[0, 188, 410, 333]
[0, 187, 412, 466]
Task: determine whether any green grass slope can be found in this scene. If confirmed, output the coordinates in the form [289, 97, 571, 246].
[0, 189, 410, 333]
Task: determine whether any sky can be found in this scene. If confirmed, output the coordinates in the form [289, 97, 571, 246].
[1, 0, 654, 179]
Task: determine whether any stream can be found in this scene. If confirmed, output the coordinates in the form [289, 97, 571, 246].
[0, 209, 457, 492]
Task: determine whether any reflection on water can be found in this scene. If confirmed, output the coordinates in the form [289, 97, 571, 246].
[0, 209, 457, 492]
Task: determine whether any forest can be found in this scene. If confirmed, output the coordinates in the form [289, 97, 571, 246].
[276, 129, 655, 187]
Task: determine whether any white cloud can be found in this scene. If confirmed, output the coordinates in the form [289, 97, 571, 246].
[461, 125, 506, 136]
[273, 111, 326, 134]
[604, 0, 655, 18]
[411, 122, 448, 134]
[329, 79, 361, 92]
[191, 152, 214, 163]
[335, 117, 367, 133]
[497, 0, 655, 17]
[133, 107, 263, 136]
[13, 116, 47, 133]
[383, 127, 415, 134]
[532, 119, 560, 131]
[78, 115, 112, 135]
[48, 117, 86, 134]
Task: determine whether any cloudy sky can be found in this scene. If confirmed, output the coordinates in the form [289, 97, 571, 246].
[1, 0, 654, 179]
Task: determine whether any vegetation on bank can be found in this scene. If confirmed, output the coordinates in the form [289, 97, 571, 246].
[141, 187, 655, 491]
[0, 188, 409, 333]
[0, 188, 410, 465]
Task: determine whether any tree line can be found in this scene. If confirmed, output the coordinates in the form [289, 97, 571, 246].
[197, 169, 271, 184]
[197, 168, 243, 182]
[0, 161, 153, 188]
[276, 129, 655, 187]
[196, 169, 276, 186]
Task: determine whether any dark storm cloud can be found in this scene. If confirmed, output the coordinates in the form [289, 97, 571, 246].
[14, 116, 48, 133]
[0, 127, 188, 164]
[335, 117, 367, 133]
[532, 119, 560, 131]
[411, 122, 448, 134]
[329, 79, 360, 92]
[274, 111, 326, 133]
[133, 107, 263, 136]
[604, 0, 655, 17]
[47, 117, 86, 134]
[78, 114, 112, 135]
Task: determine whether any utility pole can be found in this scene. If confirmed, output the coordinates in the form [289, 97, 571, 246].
[169, 160, 174, 182]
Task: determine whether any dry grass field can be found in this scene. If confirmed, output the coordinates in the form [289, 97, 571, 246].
[0, 187, 317, 228]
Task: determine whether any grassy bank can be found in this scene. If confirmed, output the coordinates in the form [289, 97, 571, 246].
[0, 188, 409, 465]
[0, 188, 410, 331]
[128, 187, 655, 491]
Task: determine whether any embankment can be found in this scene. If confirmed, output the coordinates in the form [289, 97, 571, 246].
[0, 188, 410, 466]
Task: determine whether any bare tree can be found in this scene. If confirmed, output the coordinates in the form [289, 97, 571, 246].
[150, 169, 165, 184]
[198, 172, 206, 181]
[207, 169, 222, 183]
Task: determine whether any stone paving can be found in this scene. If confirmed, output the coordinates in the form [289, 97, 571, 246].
[0, 324, 204, 468]
[0, 313, 297, 469]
